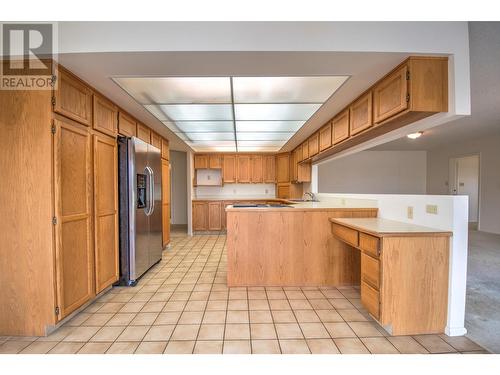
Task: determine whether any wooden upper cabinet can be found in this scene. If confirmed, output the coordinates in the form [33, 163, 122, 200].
[276, 153, 290, 183]
[350, 91, 373, 136]
[332, 109, 350, 144]
[301, 141, 309, 160]
[250, 155, 263, 183]
[53, 118, 94, 319]
[161, 138, 170, 160]
[136, 123, 151, 144]
[192, 202, 208, 231]
[373, 65, 408, 124]
[208, 201, 222, 230]
[263, 155, 276, 183]
[93, 94, 118, 137]
[308, 132, 319, 157]
[209, 154, 222, 169]
[319, 123, 332, 151]
[194, 154, 208, 169]
[151, 132, 162, 149]
[237, 155, 251, 183]
[118, 112, 136, 137]
[223, 154, 237, 183]
[93, 133, 119, 294]
[54, 68, 93, 126]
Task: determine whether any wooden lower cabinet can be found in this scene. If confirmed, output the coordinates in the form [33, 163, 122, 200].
[330, 219, 450, 335]
[93, 133, 119, 294]
[53, 118, 95, 320]
[162, 159, 171, 246]
[193, 202, 209, 231]
[208, 202, 222, 230]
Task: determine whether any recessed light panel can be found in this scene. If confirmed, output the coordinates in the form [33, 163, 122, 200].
[114, 75, 349, 152]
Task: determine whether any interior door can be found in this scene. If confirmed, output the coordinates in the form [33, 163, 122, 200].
[449, 155, 480, 223]
[53, 118, 94, 320]
[131, 137, 149, 280]
[148, 144, 163, 266]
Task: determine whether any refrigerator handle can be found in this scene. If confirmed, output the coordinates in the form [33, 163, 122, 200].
[145, 166, 155, 216]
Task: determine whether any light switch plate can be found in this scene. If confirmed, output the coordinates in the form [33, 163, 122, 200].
[407, 206, 414, 219]
[426, 204, 438, 215]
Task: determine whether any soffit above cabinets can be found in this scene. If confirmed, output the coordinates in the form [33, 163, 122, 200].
[114, 75, 349, 152]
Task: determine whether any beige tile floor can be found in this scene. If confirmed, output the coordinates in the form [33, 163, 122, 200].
[0, 234, 489, 354]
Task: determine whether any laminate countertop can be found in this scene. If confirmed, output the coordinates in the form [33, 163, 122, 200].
[330, 217, 452, 237]
[225, 201, 378, 212]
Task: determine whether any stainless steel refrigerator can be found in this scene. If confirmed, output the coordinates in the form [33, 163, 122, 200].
[118, 136, 163, 286]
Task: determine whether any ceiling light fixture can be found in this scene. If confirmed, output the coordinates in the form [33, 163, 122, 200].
[407, 131, 423, 139]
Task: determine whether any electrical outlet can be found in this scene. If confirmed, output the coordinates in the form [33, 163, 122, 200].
[341, 198, 346, 205]
[233, 189, 236, 194]
[407, 206, 414, 219]
[265, 189, 268, 194]
[426, 204, 438, 215]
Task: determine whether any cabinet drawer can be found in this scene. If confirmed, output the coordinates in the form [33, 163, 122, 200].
[359, 232, 380, 258]
[331, 223, 359, 247]
[361, 280, 380, 320]
[361, 253, 380, 289]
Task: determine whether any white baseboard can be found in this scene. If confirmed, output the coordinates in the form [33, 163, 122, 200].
[445, 326, 467, 336]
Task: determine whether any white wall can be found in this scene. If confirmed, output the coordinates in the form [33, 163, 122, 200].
[318, 151, 427, 194]
[427, 133, 500, 234]
[316, 193, 469, 337]
[195, 184, 276, 199]
[169, 151, 188, 225]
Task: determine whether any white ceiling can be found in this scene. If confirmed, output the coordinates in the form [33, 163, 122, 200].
[372, 22, 500, 152]
[54, 22, 471, 152]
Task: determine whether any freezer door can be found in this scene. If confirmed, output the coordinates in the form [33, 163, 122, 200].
[147, 144, 163, 267]
[129, 137, 150, 281]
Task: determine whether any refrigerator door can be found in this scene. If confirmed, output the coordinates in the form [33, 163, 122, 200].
[129, 137, 150, 280]
[147, 144, 163, 267]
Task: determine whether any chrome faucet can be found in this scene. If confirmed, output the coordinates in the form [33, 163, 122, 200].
[303, 192, 316, 201]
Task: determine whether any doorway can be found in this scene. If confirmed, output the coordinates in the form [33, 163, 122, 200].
[449, 154, 480, 228]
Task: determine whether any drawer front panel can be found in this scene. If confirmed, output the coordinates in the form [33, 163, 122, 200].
[361, 280, 380, 320]
[359, 232, 380, 258]
[361, 253, 380, 289]
[331, 223, 359, 247]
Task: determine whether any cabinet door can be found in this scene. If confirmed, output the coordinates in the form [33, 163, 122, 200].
[193, 202, 208, 231]
[263, 155, 276, 183]
[208, 202, 222, 230]
[162, 159, 171, 246]
[276, 153, 290, 183]
[93, 133, 119, 294]
[53, 118, 94, 320]
[277, 183, 290, 199]
[302, 141, 309, 160]
[290, 150, 299, 182]
[118, 112, 136, 137]
[136, 123, 151, 144]
[251, 155, 263, 183]
[93, 94, 118, 137]
[332, 109, 350, 144]
[373, 65, 408, 124]
[349, 91, 373, 135]
[161, 138, 170, 160]
[361, 280, 380, 320]
[151, 132, 162, 149]
[297, 161, 311, 183]
[209, 154, 222, 169]
[319, 123, 332, 151]
[223, 154, 236, 183]
[237, 155, 251, 183]
[308, 132, 319, 156]
[194, 154, 208, 169]
[54, 68, 93, 126]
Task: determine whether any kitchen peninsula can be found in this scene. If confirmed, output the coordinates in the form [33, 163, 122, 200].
[226, 202, 452, 335]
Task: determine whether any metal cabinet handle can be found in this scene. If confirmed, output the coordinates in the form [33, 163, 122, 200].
[145, 166, 154, 216]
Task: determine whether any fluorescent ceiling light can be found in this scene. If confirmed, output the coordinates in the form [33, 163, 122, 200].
[113, 77, 231, 104]
[407, 131, 423, 139]
[236, 121, 304, 132]
[114, 75, 349, 152]
[234, 103, 321, 121]
[233, 76, 347, 103]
